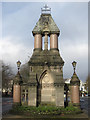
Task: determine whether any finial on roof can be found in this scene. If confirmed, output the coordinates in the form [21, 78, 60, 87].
[41, 4, 51, 14]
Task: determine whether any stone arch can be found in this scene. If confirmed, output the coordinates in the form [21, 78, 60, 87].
[39, 70, 47, 84]
[38, 70, 55, 104]
[37, 70, 48, 105]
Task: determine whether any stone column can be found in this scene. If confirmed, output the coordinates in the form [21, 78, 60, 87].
[13, 72, 22, 105]
[71, 85, 80, 103]
[70, 72, 80, 106]
[28, 72, 37, 106]
[13, 84, 21, 103]
[44, 33, 48, 50]
[34, 34, 42, 50]
[50, 34, 58, 50]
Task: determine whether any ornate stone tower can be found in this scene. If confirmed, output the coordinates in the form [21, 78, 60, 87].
[27, 5, 64, 107]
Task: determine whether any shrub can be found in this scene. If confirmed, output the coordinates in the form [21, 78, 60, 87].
[10, 105, 82, 115]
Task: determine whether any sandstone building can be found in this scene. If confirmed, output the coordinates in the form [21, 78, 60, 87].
[21, 5, 64, 107]
[13, 5, 80, 107]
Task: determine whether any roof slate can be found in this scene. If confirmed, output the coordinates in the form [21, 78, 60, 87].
[32, 14, 60, 36]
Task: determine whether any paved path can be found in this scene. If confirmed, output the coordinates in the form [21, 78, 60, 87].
[80, 96, 89, 115]
[2, 97, 13, 115]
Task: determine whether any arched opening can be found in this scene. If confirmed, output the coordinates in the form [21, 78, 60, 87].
[38, 70, 55, 105]
[37, 70, 47, 106]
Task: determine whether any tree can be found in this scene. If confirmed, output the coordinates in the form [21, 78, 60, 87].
[20, 63, 29, 83]
[1, 61, 14, 96]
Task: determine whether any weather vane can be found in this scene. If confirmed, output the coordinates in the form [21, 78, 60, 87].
[41, 4, 51, 14]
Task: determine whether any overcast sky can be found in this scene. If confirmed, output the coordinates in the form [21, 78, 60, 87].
[0, 2, 88, 82]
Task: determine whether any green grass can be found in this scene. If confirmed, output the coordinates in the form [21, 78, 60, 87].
[10, 105, 82, 116]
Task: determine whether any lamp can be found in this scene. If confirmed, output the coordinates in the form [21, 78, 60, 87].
[17, 60, 21, 71]
[72, 61, 77, 72]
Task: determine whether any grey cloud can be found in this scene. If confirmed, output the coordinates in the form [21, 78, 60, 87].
[2, 2, 88, 82]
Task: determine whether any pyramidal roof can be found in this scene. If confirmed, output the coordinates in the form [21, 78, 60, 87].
[32, 5, 60, 36]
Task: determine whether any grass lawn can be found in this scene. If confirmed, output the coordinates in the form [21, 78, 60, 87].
[9, 104, 83, 117]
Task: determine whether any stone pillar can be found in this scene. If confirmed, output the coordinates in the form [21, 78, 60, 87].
[70, 72, 80, 106]
[44, 33, 48, 50]
[50, 34, 58, 50]
[28, 72, 37, 106]
[71, 85, 80, 104]
[13, 72, 22, 105]
[28, 86, 37, 106]
[13, 84, 21, 103]
[34, 34, 42, 50]
[55, 85, 64, 107]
